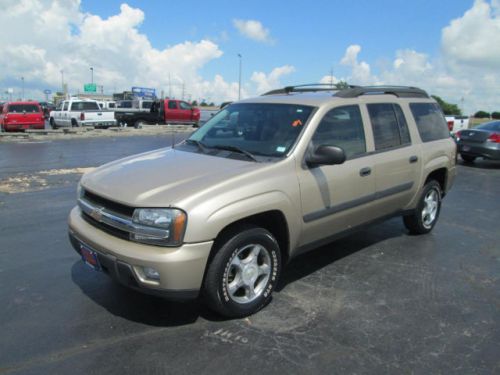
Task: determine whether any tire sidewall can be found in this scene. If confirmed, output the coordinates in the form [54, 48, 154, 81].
[416, 181, 442, 233]
[208, 228, 281, 317]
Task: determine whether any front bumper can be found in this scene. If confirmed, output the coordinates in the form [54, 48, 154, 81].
[68, 206, 213, 300]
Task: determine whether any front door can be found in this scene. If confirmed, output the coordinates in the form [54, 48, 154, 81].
[297, 105, 376, 247]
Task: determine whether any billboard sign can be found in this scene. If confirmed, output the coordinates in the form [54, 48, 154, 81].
[84, 83, 97, 92]
[131, 86, 156, 99]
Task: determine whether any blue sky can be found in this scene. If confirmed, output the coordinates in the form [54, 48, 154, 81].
[81, 0, 474, 85]
[1, 0, 499, 112]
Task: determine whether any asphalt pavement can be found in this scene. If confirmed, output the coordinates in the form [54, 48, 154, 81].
[0, 136, 499, 374]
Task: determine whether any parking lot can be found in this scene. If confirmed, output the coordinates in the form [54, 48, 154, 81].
[0, 134, 499, 374]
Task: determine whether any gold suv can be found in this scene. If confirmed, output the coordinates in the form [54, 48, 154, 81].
[68, 85, 457, 318]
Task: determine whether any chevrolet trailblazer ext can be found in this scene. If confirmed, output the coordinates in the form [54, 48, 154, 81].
[69, 85, 457, 318]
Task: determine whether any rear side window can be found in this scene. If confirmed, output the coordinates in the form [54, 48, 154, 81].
[7, 104, 40, 113]
[367, 103, 410, 150]
[179, 101, 191, 110]
[409, 103, 449, 142]
[71, 102, 100, 111]
[168, 101, 178, 109]
[312, 105, 366, 159]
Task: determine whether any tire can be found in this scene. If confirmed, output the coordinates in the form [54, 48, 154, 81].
[134, 120, 142, 129]
[203, 225, 281, 318]
[403, 180, 442, 235]
[71, 119, 78, 128]
[50, 117, 57, 129]
[461, 154, 476, 163]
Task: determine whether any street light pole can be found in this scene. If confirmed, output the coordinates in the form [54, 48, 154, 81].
[90, 67, 94, 84]
[238, 54, 242, 100]
[21, 76, 24, 100]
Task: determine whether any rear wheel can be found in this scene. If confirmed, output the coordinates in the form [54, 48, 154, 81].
[71, 119, 78, 128]
[49, 117, 57, 129]
[134, 120, 142, 129]
[203, 225, 281, 318]
[403, 180, 442, 235]
[461, 154, 476, 163]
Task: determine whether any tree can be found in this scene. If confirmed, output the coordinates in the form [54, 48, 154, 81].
[191, 100, 198, 107]
[335, 81, 350, 90]
[491, 111, 500, 119]
[200, 101, 208, 107]
[431, 95, 462, 115]
[474, 111, 490, 118]
[209, 102, 215, 107]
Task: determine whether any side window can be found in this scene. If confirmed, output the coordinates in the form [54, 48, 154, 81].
[168, 101, 178, 109]
[312, 105, 366, 159]
[367, 103, 406, 151]
[179, 101, 191, 110]
[62, 102, 68, 111]
[409, 103, 449, 142]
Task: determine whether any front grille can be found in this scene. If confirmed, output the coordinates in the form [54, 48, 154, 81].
[81, 211, 130, 241]
[83, 190, 134, 216]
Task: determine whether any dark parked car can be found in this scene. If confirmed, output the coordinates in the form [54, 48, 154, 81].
[456, 121, 500, 162]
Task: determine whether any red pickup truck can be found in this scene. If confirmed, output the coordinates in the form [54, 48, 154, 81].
[0, 102, 45, 132]
[114, 99, 201, 128]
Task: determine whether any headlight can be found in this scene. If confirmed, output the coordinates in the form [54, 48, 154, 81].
[131, 208, 187, 246]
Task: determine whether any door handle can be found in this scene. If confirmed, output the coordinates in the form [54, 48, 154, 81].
[409, 155, 418, 163]
[359, 167, 371, 177]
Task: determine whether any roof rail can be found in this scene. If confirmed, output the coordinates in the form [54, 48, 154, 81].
[336, 86, 429, 98]
[262, 83, 345, 96]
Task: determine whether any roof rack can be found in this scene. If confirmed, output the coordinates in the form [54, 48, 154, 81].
[336, 86, 429, 98]
[262, 83, 344, 96]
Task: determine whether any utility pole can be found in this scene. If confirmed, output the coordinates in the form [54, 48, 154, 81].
[168, 73, 172, 98]
[238, 53, 242, 100]
[90, 67, 94, 84]
[181, 81, 185, 100]
[330, 67, 334, 88]
[21, 76, 25, 100]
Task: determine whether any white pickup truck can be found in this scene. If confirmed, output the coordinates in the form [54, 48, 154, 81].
[445, 115, 469, 133]
[49, 98, 116, 129]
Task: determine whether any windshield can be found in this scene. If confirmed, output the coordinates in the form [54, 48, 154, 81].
[188, 103, 314, 158]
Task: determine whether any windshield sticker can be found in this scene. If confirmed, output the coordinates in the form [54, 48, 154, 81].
[276, 146, 286, 153]
[297, 109, 303, 113]
[292, 119, 303, 127]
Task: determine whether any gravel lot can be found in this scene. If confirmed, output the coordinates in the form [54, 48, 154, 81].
[0, 136, 499, 374]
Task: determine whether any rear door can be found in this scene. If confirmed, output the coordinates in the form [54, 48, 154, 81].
[297, 105, 376, 246]
[365, 102, 421, 215]
[61, 101, 70, 126]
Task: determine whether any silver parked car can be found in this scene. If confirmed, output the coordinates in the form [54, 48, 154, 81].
[456, 121, 500, 162]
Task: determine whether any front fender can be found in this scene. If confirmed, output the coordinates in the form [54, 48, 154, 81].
[183, 190, 301, 251]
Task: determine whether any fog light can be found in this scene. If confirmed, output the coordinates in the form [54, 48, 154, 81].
[143, 266, 160, 281]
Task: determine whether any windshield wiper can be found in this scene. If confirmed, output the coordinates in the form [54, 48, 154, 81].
[212, 145, 259, 162]
[184, 139, 209, 153]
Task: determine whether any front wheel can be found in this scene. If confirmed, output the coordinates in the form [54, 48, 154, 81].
[203, 225, 281, 318]
[50, 118, 57, 129]
[403, 180, 442, 235]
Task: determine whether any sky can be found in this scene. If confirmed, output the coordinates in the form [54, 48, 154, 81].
[0, 0, 499, 114]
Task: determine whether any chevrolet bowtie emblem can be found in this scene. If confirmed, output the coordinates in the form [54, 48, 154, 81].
[90, 207, 104, 222]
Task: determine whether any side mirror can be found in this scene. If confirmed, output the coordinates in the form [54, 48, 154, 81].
[306, 145, 346, 167]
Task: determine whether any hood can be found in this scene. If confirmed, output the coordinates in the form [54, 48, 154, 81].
[81, 148, 264, 207]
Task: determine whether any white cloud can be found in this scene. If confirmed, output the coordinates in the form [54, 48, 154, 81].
[442, 0, 500, 69]
[0, 0, 241, 102]
[340, 45, 376, 85]
[251, 65, 295, 94]
[233, 19, 272, 43]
